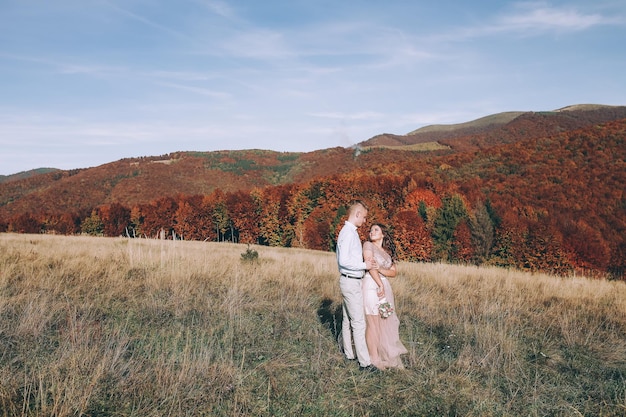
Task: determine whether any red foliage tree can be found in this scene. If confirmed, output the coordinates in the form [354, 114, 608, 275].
[404, 188, 442, 210]
[8, 212, 41, 234]
[560, 219, 611, 274]
[137, 196, 179, 238]
[508, 218, 572, 275]
[173, 194, 214, 241]
[302, 206, 335, 251]
[226, 190, 260, 244]
[44, 212, 82, 235]
[99, 203, 131, 237]
[392, 210, 432, 262]
[452, 220, 474, 263]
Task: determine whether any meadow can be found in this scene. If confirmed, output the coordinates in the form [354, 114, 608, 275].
[1, 233, 625, 416]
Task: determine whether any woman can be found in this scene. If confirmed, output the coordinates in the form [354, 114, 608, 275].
[362, 223, 407, 370]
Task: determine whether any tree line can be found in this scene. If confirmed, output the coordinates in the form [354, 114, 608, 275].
[1, 170, 620, 279]
[3, 118, 624, 279]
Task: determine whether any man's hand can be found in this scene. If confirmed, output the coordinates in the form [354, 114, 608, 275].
[365, 258, 378, 270]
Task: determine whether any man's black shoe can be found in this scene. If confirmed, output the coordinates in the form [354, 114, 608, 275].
[359, 364, 380, 373]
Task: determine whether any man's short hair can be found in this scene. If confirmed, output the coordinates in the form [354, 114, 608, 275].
[348, 200, 368, 215]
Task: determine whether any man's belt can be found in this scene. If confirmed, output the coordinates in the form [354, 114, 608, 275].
[341, 273, 362, 279]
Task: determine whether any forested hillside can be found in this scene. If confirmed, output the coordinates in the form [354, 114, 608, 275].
[1, 107, 624, 278]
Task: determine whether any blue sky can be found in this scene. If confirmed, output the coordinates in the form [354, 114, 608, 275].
[1, 0, 625, 175]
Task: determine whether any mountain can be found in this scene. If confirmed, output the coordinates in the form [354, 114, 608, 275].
[360, 104, 626, 152]
[0, 168, 60, 184]
[1, 103, 625, 277]
[0, 147, 412, 218]
[1, 104, 625, 220]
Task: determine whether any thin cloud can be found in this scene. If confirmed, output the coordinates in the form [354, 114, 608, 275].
[308, 111, 384, 121]
[155, 82, 232, 99]
[58, 64, 127, 76]
[101, 0, 192, 41]
[497, 3, 609, 32]
[194, 0, 239, 21]
[435, 2, 619, 42]
[144, 70, 216, 82]
[0, 53, 127, 77]
[218, 29, 294, 60]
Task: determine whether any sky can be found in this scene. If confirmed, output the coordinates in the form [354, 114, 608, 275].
[1, 1, 625, 175]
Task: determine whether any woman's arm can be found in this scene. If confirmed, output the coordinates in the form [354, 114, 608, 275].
[379, 263, 397, 278]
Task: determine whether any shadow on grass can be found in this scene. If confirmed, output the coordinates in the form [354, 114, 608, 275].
[317, 298, 343, 346]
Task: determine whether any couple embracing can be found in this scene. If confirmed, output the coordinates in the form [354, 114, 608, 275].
[336, 200, 408, 372]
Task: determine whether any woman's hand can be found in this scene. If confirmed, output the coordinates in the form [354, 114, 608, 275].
[376, 286, 385, 298]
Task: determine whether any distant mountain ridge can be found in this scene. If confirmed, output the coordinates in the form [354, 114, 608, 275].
[0, 168, 60, 184]
[1, 103, 625, 221]
[359, 104, 626, 150]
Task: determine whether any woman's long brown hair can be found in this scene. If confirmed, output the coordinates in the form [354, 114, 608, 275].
[370, 223, 398, 262]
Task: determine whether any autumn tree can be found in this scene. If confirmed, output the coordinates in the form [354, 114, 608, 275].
[226, 190, 260, 244]
[302, 205, 335, 251]
[451, 220, 474, 263]
[404, 188, 442, 210]
[392, 210, 432, 261]
[40, 211, 83, 235]
[329, 204, 347, 252]
[256, 185, 294, 247]
[560, 219, 610, 274]
[99, 203, 131, 237]
[511, 218, 572, 275]
[206, 189, 231, 242]
[137, 196, 178, 238]
[8, 213, 41, 234]
[289, 182, 324, 248]
[174, 194, 213, 241]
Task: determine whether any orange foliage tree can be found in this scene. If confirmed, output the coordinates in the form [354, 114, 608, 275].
[392, 210, 432, 262]
[99, 203, 131, 237]
[136, 196, 179, 238]
[226, 190, 260, 244]
[560, 219, 611, 274]
[173, 194, 215, 241]
[8, 212, 41, 234]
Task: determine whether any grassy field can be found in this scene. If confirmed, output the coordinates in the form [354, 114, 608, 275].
[361, 142, 451, 152]
[1, 233, 625, 416]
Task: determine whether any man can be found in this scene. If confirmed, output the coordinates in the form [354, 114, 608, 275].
[336, 200, 378, 372]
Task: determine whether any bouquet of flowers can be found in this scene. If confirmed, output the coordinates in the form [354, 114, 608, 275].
[378, 298, 394, 319]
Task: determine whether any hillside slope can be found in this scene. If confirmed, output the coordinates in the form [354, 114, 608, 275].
[1, 104, 625, 221]
[0, 147, 423, 218]
[360, 104, 626, 152]
[0, 168, 60, 184]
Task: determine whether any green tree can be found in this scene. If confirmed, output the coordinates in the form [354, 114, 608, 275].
[418, 200, 428, 222]
[329, 205, 347, 252]
[209, 190, 231, 242]
[432, 194, 469, 261]
[81, 211, 104, 236]
[470, 201, 495, 264]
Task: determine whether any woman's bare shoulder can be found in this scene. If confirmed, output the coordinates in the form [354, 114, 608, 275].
[363, 241, 375, 251]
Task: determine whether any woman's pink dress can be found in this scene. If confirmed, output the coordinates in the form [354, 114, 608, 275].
[362, 241, 408, 369]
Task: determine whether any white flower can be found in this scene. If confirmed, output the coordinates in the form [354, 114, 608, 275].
[378, 298, 394, 319]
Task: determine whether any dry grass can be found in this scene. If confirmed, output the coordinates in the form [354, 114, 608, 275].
[1, 233, 625, 416]
[361, 142, 451, 152]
